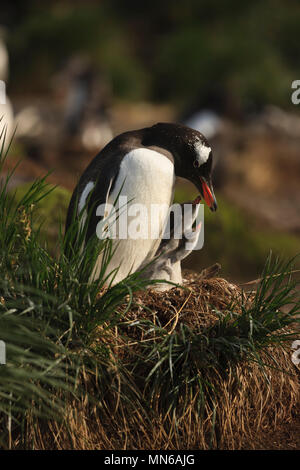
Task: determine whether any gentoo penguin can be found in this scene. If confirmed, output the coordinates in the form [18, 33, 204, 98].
[58, 55, 113, 150]
[140, 196, 202, 290]
[0, 27, 8, 83]
[0, 27, 14, 152]
[65, 122, 217, 284]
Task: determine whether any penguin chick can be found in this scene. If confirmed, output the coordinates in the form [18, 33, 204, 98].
[141, 197, 202, 291]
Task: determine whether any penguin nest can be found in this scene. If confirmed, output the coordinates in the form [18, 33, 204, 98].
[124, 271, 250, 332]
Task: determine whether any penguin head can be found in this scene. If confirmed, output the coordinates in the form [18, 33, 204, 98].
[143, 123, 217, 212]
[185, 135, 218, 212]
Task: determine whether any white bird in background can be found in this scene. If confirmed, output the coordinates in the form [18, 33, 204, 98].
[59, 55, 113, 151]
[15, 106, 45, 139]
[184, 110, 222, 140]
[0, 33, 8, 83]
[0, 26, 14, 151]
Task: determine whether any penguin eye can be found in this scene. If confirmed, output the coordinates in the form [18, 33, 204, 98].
[193, 159, 200, 168]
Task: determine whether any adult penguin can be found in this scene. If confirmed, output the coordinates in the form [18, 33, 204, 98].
[65, 123, 217, 284]
[0, 27, 14, 151]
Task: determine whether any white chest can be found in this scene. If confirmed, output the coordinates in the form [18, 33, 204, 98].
[92, 148, 175, 284]
[108, 148, 175, 239]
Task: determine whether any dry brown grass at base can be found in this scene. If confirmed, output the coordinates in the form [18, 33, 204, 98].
[11, 275, 300, 450]
[21, 348, 299, 450]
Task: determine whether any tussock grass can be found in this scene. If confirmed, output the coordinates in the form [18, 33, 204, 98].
[0, 128, 299, 449]
[12, 275, 299, 450]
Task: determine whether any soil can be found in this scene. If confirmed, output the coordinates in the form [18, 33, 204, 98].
[242, 409, 300, 450]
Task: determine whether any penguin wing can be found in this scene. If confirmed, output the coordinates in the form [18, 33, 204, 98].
[65, 149, 124, 241]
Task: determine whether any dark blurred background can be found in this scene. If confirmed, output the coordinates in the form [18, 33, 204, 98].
[1, 0, 300, 282]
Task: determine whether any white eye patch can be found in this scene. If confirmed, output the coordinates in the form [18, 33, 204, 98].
[194, 140, 211, 165]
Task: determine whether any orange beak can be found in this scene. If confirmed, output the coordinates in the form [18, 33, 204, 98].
[201, 179, 217, 211]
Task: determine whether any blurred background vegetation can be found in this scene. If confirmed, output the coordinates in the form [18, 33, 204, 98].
[1, 0, 300, 282]
[4, 0, 300, 108]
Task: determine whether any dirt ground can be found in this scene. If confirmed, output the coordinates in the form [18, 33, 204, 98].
[241, 410, 300, 449]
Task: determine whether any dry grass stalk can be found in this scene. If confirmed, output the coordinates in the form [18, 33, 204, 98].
[10, 275, 299, 450]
